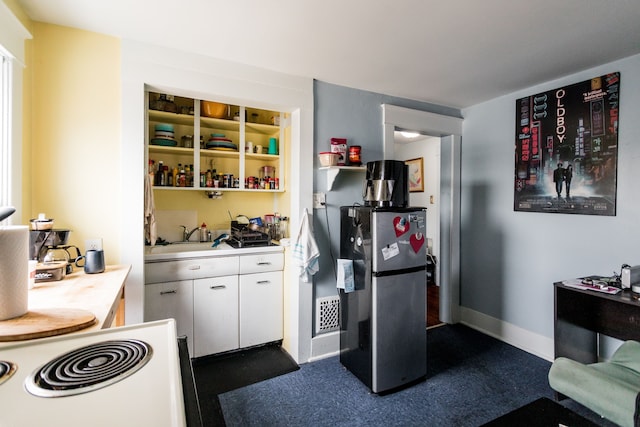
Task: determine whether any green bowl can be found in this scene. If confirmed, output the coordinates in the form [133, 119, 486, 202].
[155, 123, 174, 132]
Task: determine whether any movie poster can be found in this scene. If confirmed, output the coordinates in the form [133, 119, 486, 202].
[514, 72, 620, 215]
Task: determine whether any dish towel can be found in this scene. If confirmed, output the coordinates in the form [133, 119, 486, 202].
[292, 209, 319, 283]
[144, 173, 157, 246]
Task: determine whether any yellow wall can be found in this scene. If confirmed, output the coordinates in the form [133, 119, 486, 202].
[20, 18, 291, 262]
[28, 23, 121, 263]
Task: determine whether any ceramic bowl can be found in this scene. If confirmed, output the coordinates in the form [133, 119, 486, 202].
[318, 152, 339, 167]
[201, 102, 228, 118]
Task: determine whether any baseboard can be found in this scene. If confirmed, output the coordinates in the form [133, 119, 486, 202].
[308, 309, 555, 363]
[460, 307, 554, 362]
[309, 331, 340, 362]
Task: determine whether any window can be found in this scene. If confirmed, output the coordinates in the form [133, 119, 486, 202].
[0, 2, 31, 223]
[1, 53, 11, 212]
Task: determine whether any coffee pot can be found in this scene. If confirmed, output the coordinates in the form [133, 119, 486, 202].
[42, 245, 81, 274]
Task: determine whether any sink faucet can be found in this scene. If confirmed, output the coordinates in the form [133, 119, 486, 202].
[180, 225, 200, 242]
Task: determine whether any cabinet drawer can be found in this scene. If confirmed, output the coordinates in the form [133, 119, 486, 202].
[239, 252, 284, 274]
[145, 256, 239, 283]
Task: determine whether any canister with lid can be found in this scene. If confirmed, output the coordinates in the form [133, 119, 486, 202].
[181, 135, 194, 148]
[348, 145, 362, 166]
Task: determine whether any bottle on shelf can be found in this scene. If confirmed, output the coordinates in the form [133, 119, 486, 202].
[155, 161, 165, 186]
[148, 159, 155, 183]
[178, 165, 186, 187]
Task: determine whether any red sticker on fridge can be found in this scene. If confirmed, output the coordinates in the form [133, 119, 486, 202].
[410, 232, 424, 253]
[393, 216, 409, 237]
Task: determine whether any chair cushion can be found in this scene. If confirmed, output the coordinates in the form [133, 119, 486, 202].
[611, 340, 640, 374]
[549, 341, 640, 427]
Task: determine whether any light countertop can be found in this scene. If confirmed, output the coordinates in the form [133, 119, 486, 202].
[144, 241, 284, 262]
[0, 264, 130, 345]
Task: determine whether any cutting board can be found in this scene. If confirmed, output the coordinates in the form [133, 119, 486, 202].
[0, 308, 96, 342]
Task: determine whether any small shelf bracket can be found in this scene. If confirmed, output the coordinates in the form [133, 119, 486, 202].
[319, 166, 366, 191]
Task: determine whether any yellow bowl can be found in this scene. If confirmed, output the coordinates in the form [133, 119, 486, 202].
[201, 101, 228, 119]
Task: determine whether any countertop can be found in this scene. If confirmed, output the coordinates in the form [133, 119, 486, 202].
[0, 264, 130, 345]
[144, 241, 284, 262]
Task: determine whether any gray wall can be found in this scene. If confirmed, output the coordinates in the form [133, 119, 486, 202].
[312, 80, 460, 333]
[460, 53, 640, 339]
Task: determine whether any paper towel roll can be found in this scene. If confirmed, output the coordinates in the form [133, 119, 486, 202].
[0, 225, 29, 320]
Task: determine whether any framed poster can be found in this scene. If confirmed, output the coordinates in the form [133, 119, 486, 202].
[514, 72, 620, 215]
[406, 157, 424, 192]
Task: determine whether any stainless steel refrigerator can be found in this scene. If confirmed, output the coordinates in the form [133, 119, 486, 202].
[339, 205, 427, 393]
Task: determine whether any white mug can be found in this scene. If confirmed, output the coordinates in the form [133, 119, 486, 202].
[255, 145, 263, 154]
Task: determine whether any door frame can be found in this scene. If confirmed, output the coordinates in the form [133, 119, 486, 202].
[382, 104, 462, 323]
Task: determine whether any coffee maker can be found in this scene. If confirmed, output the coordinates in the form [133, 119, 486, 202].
[29, 230, 81, 275]
[362, 160, 409, 207]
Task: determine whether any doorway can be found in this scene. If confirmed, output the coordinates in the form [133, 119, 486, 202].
[394, 132, 442, 326]
[382, 104, 462, 324]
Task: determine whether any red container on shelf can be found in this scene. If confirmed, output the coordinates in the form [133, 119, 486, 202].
[348, 145, 362, 166]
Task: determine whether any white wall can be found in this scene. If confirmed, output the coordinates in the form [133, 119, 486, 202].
[395, 136, 441, 280]
[120, 41, 314, 363]
[460, 54, 640, 358]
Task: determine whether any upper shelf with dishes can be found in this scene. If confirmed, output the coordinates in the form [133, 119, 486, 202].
[146, 92, 286, 192]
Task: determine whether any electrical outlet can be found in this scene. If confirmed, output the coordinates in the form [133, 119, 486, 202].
[313, 192, 326, 209]
[85, 238, 103, 251]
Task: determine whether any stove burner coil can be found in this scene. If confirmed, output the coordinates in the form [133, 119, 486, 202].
[0, 360, 17, 386]
[25, 339, 152, 397]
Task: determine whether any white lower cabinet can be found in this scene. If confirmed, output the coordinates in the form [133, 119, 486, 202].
[193, 275, 239, 357]
[144, 250, 283, 357]
[239, 271, 283, 348]
[144, 280, 194, 354]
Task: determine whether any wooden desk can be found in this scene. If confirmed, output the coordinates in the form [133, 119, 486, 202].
[554, 281, 640, 363]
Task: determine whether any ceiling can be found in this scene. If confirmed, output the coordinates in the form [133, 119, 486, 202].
[15, 0, 640, 109]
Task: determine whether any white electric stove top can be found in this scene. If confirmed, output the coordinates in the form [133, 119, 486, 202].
[0, 319, 186, 426]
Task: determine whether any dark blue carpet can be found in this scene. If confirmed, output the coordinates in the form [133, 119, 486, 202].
[218, 324, 610, 426]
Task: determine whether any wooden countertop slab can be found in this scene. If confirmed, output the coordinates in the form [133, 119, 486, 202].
[0, 264, 130, 345]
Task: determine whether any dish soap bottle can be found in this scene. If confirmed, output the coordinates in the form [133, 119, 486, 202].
[200, 222, 208, 242]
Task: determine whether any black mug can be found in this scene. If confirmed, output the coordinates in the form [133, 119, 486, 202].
[75, 249, 105, 274]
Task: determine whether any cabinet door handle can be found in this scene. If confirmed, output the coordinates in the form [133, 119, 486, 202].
[210, 285, 226, 290]
[160, 290, 177, 295]
[257, 280, 271, 284]
[257, 262, 272, 266]
[188, 265, 201, 270]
